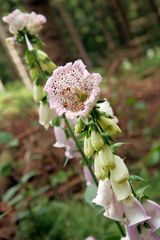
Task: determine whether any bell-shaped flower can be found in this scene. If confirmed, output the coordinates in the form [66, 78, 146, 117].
[94, 153, 108, 180]
[122, 196, 151, 226]
[104, 193, 124, 221]
[92, 178, 112, 207]
[84, 135, 94, 158]
[111, 155, 129, 184]
[45, 60, 102, 119]
[98, 145, 115, 170]
[91, 130, 104, 151]
[110, 176, 132, 201]
[143, 199, 160, 232]
[39, 102, 53, 129]
[33, 84, 44, 103]
[121, 224, 160, 240]
[83, 166, 94, 186]
[97, 99, 118, 123]
[53, 126, 80, 159]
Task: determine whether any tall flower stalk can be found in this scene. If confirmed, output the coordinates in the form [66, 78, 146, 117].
[2, 9, 160, 239]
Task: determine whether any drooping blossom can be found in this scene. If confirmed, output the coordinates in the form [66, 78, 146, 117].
[93, 178, 123, 221]
[2, 9, 46, 35]
[45, 60, 102, 119]
[122, 196, 150, 226]
[97, 99, 118, 123]
[143, 199, 160, 232]
[53, 126, 80, 159]
[121, 224, 160, 240]
[83, 166, 94, 186]
[39, 102, 53, 129]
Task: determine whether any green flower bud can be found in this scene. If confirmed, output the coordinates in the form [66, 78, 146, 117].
[98, 145, 115, 170]
[91, 130, 104, 151]
[39, 61, 56, 74]
[98, 116, 121, 136]
[33, 84, 44, 103]
[94, 153, 108, 180]
[36, 50, 48, 61]
[111, 155, 129, 184]
[29, 68, 39, 80]
[75, 118, 86, 133]
[84, 136, 94, 158]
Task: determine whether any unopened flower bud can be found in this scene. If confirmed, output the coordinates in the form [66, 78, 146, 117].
[29, 68, 39, 80]
[98, 116, 121, 136]
[36, 50, 48, 61]
[98, 145, 115, 170]
[94, 153, 108, 180]
[39, 61, 56, 74]
[84, 136, 94, 158]
[91, 130, 104, 151]
[111, 155, 129, 184]
[75, 118, 86, 133]
[39, 102, 53, 129]
[33, 84, 43, 103]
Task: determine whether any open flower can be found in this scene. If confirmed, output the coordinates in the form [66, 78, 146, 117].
[143, 199, 160, 232]
[53, 126, 80, 159]
[2, 9, 46, 35]
[121, 224, 160, 240]
[122, 196, 150, 226]
[45, 60, 102, 119]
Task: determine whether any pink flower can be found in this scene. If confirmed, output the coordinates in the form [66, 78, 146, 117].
[121, 224, 160, 240]
[53, 126, 80, 159]
[83, 166, 94, 186]
[143, 200, 160, 232]
[122, 196, 151, 226]
[93, 178, 123, 221]
[2, 9, 46, 35]
[45, 60, 102, 119]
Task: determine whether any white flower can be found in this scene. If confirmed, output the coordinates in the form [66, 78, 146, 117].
[110, 155, 129, 184]
[110, 176, 132, 201]
[97, 99, 118, 123]
[33, 84, 44, 103]
[39, 102, 53, 129]
[2, 9, 46, 35]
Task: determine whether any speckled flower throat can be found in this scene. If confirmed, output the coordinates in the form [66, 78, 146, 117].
[45, 60, 102, 119]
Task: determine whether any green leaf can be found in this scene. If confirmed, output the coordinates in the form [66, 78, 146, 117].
[0, 131, 13, 144]
[0, 161, 12, 176]
[84, 184, 97, 205]
[129, 175, 146, 182]
[3, 184, 21, 202]
[20, 171, 37, 184]
[136, 185, 150, 199]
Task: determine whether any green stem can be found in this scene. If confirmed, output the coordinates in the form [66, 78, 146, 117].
[116, 221, 125, 237]
[63, 114, 98, 186]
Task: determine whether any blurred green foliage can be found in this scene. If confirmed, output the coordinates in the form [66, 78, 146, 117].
[0, 82, 35, 119]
